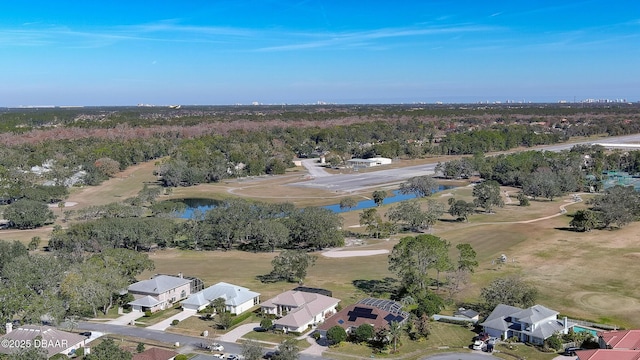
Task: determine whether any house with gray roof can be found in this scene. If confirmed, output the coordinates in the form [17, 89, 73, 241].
[261, 290, 340, 333]
[0, 324, 87, 358]
[480, 304, 573, 345]
[128, 275, 192, 313]
[181, 282, 260, 315]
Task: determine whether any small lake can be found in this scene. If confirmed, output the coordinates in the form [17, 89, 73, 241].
[324, 185, 454, 213]
[173, 185, 454, 218]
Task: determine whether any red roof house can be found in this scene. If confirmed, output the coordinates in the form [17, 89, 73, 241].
[599, 330, 640, 350]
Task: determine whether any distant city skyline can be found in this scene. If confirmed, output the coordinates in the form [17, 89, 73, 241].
[1, 1, 639, 106]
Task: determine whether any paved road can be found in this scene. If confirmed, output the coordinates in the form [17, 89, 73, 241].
[291, 134, 640, 192]
[77, 322, 324, 360]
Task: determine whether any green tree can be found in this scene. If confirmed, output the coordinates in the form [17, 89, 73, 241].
[589, 185, 640, 228]
[408, 313, 431, 340]
[97, 248, 155, 282]
[399, 176, 439, 197]
[472, 180, 504, 213]
[327, 325, 348, 345]
[28, 236, 41, 251]
[136, 342, 145, 353]
[388, 321, 404, 353]
[212, 297, 226, 314]
[273, 338, 300, 360]
[517, 192, 530, 206]
[359, 208, 384, 238]
[286, 207, 344, 249]
[85, 338, 132, 360]
[242, 339, 264, 360]
[260, 318, 273, 331]
[249, 220, 289, 252]
[480, 276, 538, 309]
[354, 323, 375, 343]
[570, 209, 599, 232]
[447, 198, 475, 222]
[216, 311, 233, 330]
[3, 200, 55, 229]
[388, 234, 451, 294]
[456, 243, 479, 273]
[372, 190, 388, 206]
[339, 197, 358, 211]
[268, 250, 317, 283]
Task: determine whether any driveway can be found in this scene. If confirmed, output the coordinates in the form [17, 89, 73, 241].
[106, 311, 145, 325]
[146, 309, 197, 331]
[216, 322, 261, 343]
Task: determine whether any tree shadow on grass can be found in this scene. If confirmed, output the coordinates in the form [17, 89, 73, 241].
[352, 277, 400, 298]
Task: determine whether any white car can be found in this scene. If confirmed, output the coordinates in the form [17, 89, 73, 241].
[209, 343, 224, 352]
[211, 354, 225, 359]
[472, 340, 485, 351]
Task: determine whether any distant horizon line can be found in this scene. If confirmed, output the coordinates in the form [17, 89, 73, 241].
[3, 100, 638, 109]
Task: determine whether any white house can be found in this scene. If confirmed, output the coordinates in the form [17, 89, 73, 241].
[127, 275, 192, 313]
[181, 282, 260, 315]
[480, 304, 573, 344]
[261, 290, 340, 333]
[346, 157, 392, 169]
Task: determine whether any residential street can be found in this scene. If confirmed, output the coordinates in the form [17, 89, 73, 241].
[77, 322, 325, 360]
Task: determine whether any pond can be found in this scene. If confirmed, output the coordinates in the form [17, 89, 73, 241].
[172, 184, 455, 219]
[324, 185, 454, 213]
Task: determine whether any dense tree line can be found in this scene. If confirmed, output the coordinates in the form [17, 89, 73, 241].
[50, 198, 344, 253]
[0, 241, 153, 326]
[2, 104, 639, 195]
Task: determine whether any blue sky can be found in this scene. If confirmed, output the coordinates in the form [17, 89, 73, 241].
[1, 1, 639, 106]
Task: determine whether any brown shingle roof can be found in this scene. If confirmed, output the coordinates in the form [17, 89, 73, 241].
[318, 303, 406, 332]
[132, 347, 179, 360]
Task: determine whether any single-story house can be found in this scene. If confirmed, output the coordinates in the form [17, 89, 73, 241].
[317, 298, 408, 336]
[132, 347, 179, 360]
[261, 290, 340, 333]
[576, 349, 640, 360]
[0, 324, 87, 358]
[181, 282, 260, 315]
[480, 304, 573, 345]
[128, 275, 192, 313]
[599, 329, 640, 349]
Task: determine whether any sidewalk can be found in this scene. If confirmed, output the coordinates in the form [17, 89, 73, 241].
[146, 309, 197, 331]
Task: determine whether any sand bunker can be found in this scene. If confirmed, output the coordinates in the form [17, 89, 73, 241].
[322, 249, 389, 258]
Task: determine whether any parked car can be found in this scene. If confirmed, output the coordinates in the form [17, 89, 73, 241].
[209, 343, 224, 352]
[472, 340, 485, 351]
[211, 354, 225, 359]
[564, 347, 583, 356]
[263, 351, 279, 359]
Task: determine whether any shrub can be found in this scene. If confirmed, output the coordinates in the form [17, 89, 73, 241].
[230, 311, 253, 327]
[327, 326, 347, 345]
[171, 319, 180, 326]
[144, 310, 152, 317]
[260, 318, 273, 331]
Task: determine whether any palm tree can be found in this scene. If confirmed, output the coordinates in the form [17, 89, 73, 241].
[212, 297, 226, 314]
[388, 321, 404, 353]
